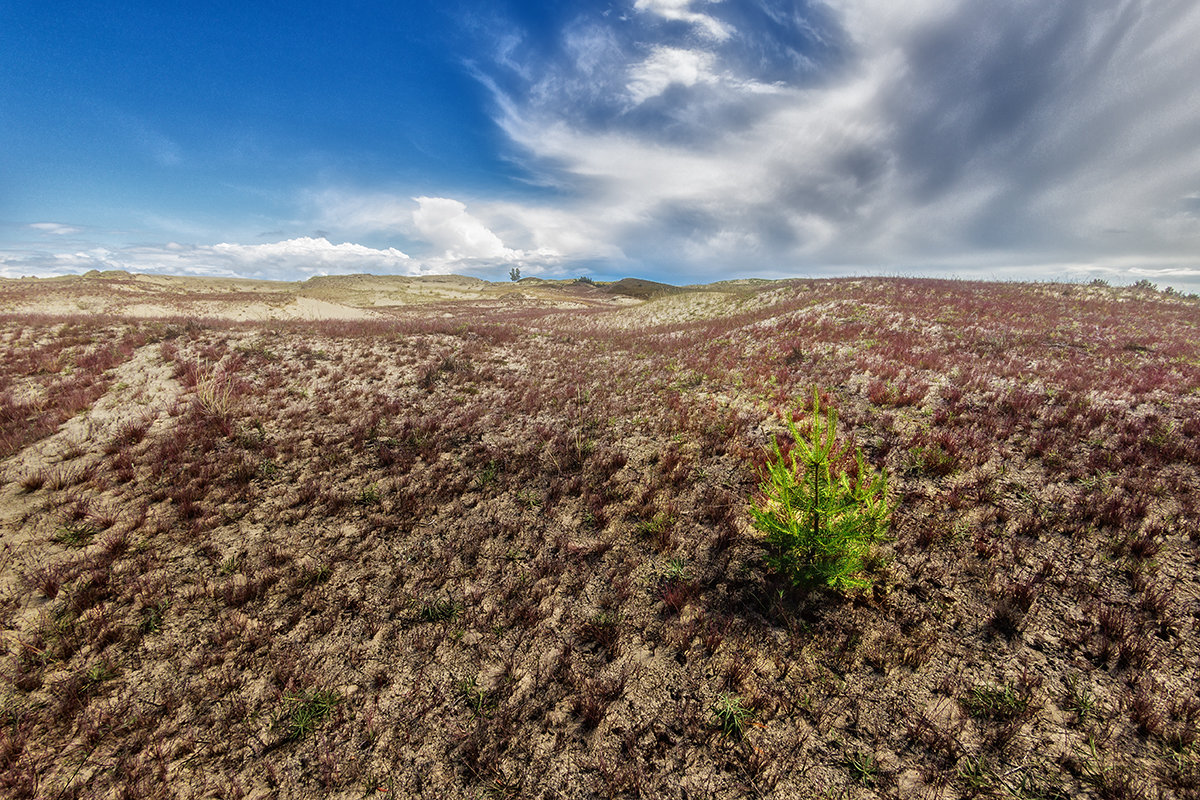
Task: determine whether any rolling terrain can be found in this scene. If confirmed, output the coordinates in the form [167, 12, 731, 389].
[1, 273, 1199, 798]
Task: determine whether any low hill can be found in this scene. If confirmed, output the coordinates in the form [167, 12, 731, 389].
[603, 276, 683, 299]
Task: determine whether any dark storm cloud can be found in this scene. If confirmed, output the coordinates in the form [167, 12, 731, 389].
[478, 0, 845, 143]
[880, 0, 1188, 250]
[471, 0, 1200, 283]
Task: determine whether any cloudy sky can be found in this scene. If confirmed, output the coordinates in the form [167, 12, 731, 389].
[3, 0, 1200, 288]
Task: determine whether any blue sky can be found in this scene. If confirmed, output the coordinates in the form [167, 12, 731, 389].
[3, 0, 1200, 288]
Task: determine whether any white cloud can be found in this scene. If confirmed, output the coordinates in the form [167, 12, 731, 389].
[306, 189, 415, 233]
[0, 237, 416, 281]
[476, 0, 1200, 284]
[303, 190, 606, 277]
[412, 197, 516, 261]
[29, 222, 83, 236]
[207, 237, 411, 273]
[634, 0, 733, 42]
[627, 47, 717, 105]
[408, 196, 600, 276]
[482, 201, 626, 263]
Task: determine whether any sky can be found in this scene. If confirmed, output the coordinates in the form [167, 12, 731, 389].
[3, 0, 1200, 289]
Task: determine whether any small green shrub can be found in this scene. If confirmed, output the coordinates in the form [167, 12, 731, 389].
[85, 660, 117, 685]
[279, 689, 340, 741]
[660, 557, 689, 582]
[455, 677, 499, 717]
[53, 522, 97, 548]
[961, 683, 1028, 720]
[844, 749, 878, 786]
[301, 562, 332, 587]
[475, 459, 499, 488]
[416, 597, 462, 623]
[750, 390, 891, 591]
[355, 483, 380, 506]
[139, 600, 170, 635]
[907, 442, 957, 476]
[1064, 674, 1097, 722]
[711, 692, 753, 739]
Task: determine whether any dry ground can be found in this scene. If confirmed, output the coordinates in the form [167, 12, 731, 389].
[1, 273, 1199, 799]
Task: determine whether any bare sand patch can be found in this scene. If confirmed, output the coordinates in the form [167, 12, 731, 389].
[0, 341, 181, 611]
[0, 272, 637, 321]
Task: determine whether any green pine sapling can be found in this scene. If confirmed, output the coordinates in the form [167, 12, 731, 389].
[750, 390, 891, 590]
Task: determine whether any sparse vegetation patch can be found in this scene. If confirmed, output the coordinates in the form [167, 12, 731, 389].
[0, 276, 1197, 798]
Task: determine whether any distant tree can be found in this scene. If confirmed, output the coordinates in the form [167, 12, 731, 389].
[509, 267, 521, 282]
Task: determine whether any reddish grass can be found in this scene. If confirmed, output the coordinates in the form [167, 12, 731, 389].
[0, 279, 1198, 798]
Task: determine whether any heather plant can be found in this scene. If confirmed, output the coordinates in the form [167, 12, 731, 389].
[750, 390, 890, 591]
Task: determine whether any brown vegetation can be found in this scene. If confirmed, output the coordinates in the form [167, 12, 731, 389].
[1, 276, 1199, 798]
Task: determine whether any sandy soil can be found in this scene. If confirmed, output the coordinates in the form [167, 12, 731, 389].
[0, 272, 637, 322]
[1, 274, 1198, 799]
